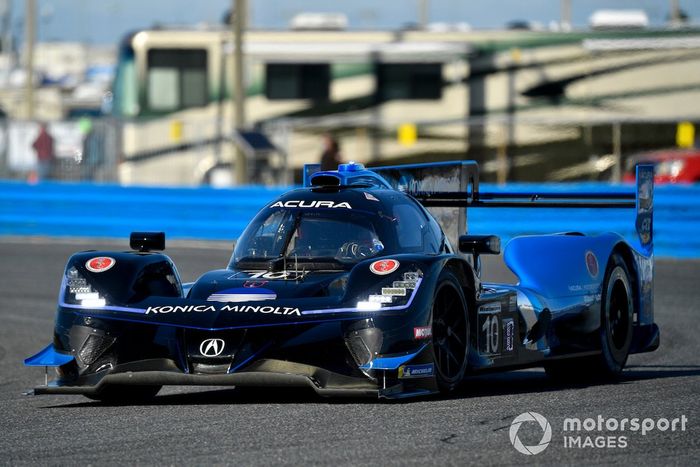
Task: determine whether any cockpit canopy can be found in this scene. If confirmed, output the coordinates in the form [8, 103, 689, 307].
[230, 188, 445, 268]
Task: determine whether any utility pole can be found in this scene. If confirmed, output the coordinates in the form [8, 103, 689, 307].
[670, 0, 681, 24]
[561, 0, 571, 30]
[0, 0, 11, 55]
[24, 0, 35, 119]
[232, 0, 247, 184]
[419, 0, 428, 29]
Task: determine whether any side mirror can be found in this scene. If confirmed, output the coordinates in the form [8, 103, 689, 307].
[458, 235, 500, 255]
[130, 232, 165, 252]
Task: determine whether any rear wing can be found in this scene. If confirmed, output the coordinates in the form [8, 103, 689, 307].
[302, 161, 653, 254]
[408, 163, 653, 254]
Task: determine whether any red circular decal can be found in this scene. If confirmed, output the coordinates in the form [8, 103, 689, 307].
[85, 256, 116, 273]
[585, 251, 599, 278]
[370, 259, 400, 275]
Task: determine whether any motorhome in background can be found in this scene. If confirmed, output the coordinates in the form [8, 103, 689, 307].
[3, 24, 698, 186]
[107, 25, 700, 186]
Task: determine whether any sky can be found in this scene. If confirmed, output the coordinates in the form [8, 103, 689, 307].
[7, 0, 700, 45]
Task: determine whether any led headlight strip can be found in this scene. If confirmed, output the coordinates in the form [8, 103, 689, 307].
[63, 266, 107, 308]
[357, 271, 422, 311]
[303, 270, 423, 315]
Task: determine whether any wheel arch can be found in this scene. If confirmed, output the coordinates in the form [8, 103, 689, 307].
[443, 257, 476, 299]
[442, 257, 478, 329]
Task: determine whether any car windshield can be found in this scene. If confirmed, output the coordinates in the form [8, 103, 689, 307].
[233, 208, 386, 265]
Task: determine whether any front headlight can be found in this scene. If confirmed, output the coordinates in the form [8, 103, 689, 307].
[356, 269, 423, 311]
[63, 266, 108, 307]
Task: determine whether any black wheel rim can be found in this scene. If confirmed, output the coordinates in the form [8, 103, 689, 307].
[608, 277, 630, 351]
[432, 284, 467, 382]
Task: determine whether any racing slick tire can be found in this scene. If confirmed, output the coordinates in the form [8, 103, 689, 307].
[545, 253, 634, 382]
[86, 385, 162, 404]
[431, 269, 470, 394]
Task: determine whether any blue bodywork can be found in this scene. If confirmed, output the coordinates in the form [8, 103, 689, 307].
[303, 161, 658, 364]
[25, 344, 75, 367]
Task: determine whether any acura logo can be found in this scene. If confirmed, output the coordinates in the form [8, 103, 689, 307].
[199, 338, 225, 357]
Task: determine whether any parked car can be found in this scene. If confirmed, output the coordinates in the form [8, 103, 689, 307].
[624, 149, 700, 184]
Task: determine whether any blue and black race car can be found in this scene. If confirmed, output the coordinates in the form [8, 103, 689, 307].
[25, 161, 659, 401]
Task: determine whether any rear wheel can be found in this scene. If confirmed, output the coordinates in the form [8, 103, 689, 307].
[86, 385, 161, 404]
[545, 252, 634, 381]
[431, 270, 470, 393]
[597, 254, 635, 377]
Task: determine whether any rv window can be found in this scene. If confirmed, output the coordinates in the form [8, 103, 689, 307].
[376, 63, 442, 100]
[147, 49, 208, 112]
[265, 63, 330, 100]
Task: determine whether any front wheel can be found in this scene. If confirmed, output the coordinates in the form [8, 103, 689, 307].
[431, 270, 470, 393]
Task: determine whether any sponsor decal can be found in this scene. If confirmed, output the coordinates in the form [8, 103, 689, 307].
[568, 283, 598, 292]
[199, 338, 225, 357]
[638, 216, 652, 245]
[85, 257, 116, 273]
[414, 326, 432, 340]
[229, 270, 308, 281]
[207, 287, 277, 303]
[364, 192, 379, 202]
[145, 304, 301, 316]
[509, 295, 517, 312]
[382, 287, 406, 296]
[478, 302, 501, 314]
[270, 200, 351, 209]
[145, 305, 216, 314]
[243, 280, 268, 288]
[398, 363, 434, 379]
[370, 259, 400, 275]
[585, 251, 599, 278]
[503, 318, 515, 352]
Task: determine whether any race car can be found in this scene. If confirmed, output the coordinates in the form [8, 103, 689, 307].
[25, 161, 659, 401]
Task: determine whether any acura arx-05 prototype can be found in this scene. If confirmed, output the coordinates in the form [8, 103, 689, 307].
[25, 161, 659, 401]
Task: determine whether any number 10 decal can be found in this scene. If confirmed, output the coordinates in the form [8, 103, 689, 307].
[481, 315, 500, 354]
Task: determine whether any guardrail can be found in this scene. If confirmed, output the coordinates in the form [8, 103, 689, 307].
[0, 181, 697, 258]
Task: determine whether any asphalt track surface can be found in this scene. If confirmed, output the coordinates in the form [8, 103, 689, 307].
[0, 238, 698, 465]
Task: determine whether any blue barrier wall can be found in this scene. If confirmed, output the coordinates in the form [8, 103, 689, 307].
[0, 181, 287, 241]
[470, 183, 699, 259]
[1, 181, 698, 258]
